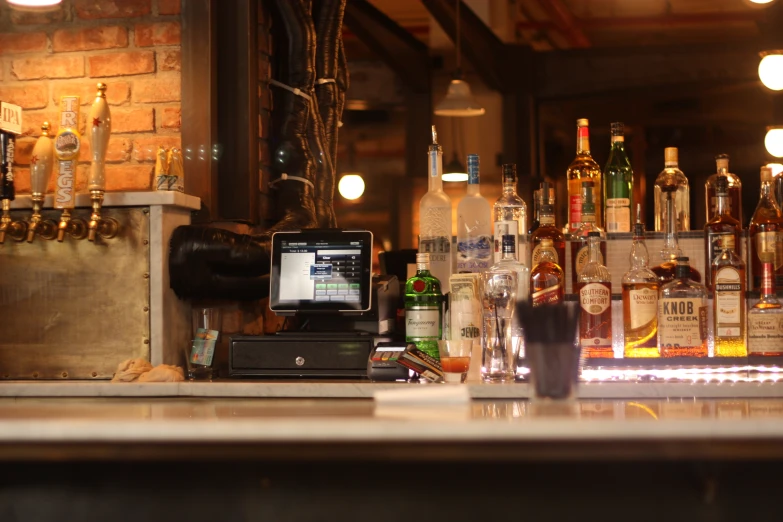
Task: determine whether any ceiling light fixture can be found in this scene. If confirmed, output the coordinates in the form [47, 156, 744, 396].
[338, 173, 365, 200]
[442, 155, 468, 182]
[7, 0, 62, 9]
[434, 0, 485, 117]
[759, 51, 783, 90]
[765, 126, 783, 157]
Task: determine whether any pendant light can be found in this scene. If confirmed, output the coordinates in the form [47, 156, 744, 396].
[6, 0, 62, 9]
[434, 0, 485, 117]
[442, 119, 468, 181]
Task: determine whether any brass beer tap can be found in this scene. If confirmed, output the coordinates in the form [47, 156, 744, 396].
[27, 122, 57, 242]
[0, 130, 27, 244]
[54, 94, 86, 242]
[87, 83, 118, 242]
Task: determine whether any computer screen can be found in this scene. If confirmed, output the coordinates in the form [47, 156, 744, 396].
[269, 230, 373, 313]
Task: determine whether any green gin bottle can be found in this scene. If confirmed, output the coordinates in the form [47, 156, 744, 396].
[604, 122, 634, 233]
[405, 253, 443, 359]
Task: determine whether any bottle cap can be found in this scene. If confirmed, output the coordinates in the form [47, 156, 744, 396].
[715, 153, 729, 171]
[664, 147, 678, 164]
[467, 154, 479, 184]
[761, 166, 773, 182]
[633, 222, 645, 236]
[502, 163, 516, 182]
[416, 253, 430, 264]
[587, 231, 601, 238]
[541, 239, 553, 246]
[581, 180, 594, 188]
[715, 175, 728, 195]
[610, 122, 624, 136]
[675, 256, 689, 263]
[576, 118, 589, 127]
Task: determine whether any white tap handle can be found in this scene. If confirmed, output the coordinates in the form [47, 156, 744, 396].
[30, 122, 54, 197]
[88, 83, 111, 192]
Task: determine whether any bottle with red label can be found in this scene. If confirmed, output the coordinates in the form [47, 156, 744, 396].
[404, 253, 443, 360]
[530, 239, 564, 307]
[566, 118, 601, 233]
[576, 231, 613, 358]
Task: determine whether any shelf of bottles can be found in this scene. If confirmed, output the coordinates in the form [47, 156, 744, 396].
[410, 121, 783, 384]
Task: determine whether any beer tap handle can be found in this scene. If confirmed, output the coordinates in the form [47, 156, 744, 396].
[0, 130, 27, 244]
[27, 122, 57, 242]
[54, 94, 86, 242]
[87, 83, 117, 242]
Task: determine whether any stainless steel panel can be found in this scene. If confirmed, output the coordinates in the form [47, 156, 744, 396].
[0, 207, 150, 379]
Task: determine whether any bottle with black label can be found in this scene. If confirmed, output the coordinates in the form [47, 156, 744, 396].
[576, 231, 613, 358]
[657, 256, 708, 358]
[704, 174, 741, 292]
[711, 246, 746, 357]
[530, 181, 565, 270]
[622, 206, 659, 358]
[530, 238, 564, 307]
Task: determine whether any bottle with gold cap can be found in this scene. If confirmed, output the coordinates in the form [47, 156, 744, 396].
[653, 147, 690, 233]
[749, 166, 783, 291]
[705, 154, 742, 226]
[566, 118, 602, 233]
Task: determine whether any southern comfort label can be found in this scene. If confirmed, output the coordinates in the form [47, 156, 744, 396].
[714, 266, 743, 338]
[658, 298, 708, 350]
[579, 282, 612, 348]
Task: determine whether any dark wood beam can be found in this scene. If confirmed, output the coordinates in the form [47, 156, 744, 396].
[420, 0, 507, 92]
[343, 0, 430, 94]
[535, 0, 590, 48]
[181, 0, 218, 222]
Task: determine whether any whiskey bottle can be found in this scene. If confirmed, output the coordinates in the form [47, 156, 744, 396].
[748, 253, 783, 356]
[705, 154, 743, 226]
[419, 126, 452, 287]
[457, 154, 492, 273]
[653, 147, 690, 233]
[570, 180, 606, 288]
[658, 257, 708, 358]
[704, 174, 741, 292]
[405, 253, 443, 360]
[604, 122, 634, 233]
[530, 181, 565, 269]
[749, 166, 783, 291]
[711, 247, 746, 357]
[622, 208, 659, 357]
[528, 187, 541, 235]
[530, 238, 564, 307]
[566, 118, 602, 233]
[493, 163, 527, 265]
[577, 232, 613, 358]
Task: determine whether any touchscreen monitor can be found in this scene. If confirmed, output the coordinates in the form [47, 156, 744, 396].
[269, 230, 373, 313]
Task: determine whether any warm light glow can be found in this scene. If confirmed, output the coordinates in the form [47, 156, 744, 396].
[434, 79, 485, 117]
[767, 163, 783, 176]
[442, 172, 469, 182]
[7, 0, 61, 6]
[338, 174, 365, 200]
[759, 52, 783, 90]
[749, 0, 775, 3]
[766, 127, 783, 157]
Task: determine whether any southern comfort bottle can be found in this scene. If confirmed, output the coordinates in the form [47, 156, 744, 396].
[570, 180, 606, 288]
[577, 232, 613, 358]
[566, 119, 601, 233]
[622, 209, 659, 357]
[657, 257, 708, 358]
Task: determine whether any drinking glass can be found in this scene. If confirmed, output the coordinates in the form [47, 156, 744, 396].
[480, 270, 517, 383]
[437, 340, 473, 383]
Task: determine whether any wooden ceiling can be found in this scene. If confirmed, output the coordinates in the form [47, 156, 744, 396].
[366, 0, 768, 50]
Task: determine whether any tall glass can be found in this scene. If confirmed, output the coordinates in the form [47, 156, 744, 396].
[480, 270, 517, 383]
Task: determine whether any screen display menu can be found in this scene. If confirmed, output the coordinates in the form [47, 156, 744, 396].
[270, 231, 372, 312]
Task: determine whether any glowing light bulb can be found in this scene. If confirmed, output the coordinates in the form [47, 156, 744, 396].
[7, 0, 62, 6]
[338, 174, 365, 200]
[759, 52, 783, 90]
[765, 127, 783, 157]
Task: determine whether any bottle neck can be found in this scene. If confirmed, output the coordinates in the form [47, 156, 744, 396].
[675, 265, 689, 280]
[761, 262, 777, 298]
[540, 208, 555, 226]
[760, 179, 775, 202]
[502, 178, 516, 195]
[428, 147, 443, 192]
[661, 191, 681, 261]
[467, 183, 480, 196]
[714, 193, 731, 217]
[576, 126, 590, 155]
[610, 136, 625, 152]
[587, 238, 602, 263]
[538, 247, 556, 264]
[417, 262, 431, 273]
[501, 235, 516, 260]
[630, 236, 650, 269]
[581, 209, 596, 224]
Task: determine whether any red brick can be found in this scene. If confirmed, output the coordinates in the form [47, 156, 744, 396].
[21, 111, 59, 137]
[159, 107, 181, 129]
[0, 32, 47, 54]
[133, 136, 181, 162]
[111, 108, 155, 133]
[89, 51, 154, 77]
[52, 81, 130, 106]
[0, 85, 48, 109]
[74, 0, 151, 20]
[134, 78, 180, 103]
[78, 137, 132, 163]
[135, 22, 181, 47]
[105, 164, 154, 191]
[158, 49, 180, 72]
[10, 9, 65, 25]
[53, 26, 129, 52]
[12, 55, 84, 80]
[13, 138, 36, 165]
[158, 0, 181, 15]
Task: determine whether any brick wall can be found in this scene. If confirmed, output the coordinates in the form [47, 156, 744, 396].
[0, 0, 181, 194]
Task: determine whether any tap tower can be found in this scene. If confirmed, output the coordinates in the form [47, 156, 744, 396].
[87, 83, 118, 241]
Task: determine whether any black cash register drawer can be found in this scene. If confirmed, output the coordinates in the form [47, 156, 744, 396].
[229, 334, 375, 377]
